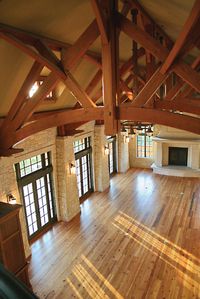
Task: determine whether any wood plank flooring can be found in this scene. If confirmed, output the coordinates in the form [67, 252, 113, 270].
[29, 169, 200, 299]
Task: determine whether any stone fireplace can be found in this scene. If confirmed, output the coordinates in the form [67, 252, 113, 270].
[151, 137, 200, 177]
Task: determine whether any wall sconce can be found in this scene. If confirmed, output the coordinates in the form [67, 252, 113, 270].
[125, 136, 130, 143]
[121, 125, 127, 136]
[104, 144, 109, 155]
[69, 163, 76, 175]
[7, 194, 17, 205]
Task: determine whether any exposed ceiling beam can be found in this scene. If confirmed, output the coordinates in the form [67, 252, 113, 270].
[120, 0, 173, 49]
[119, 105, 200, 135]
[0, 32, 66, 79]
[101, 0, 119, 135]
[160, 0, 200, 74]
[12, 72, 59, 130]
[0, 22, 101, 59]
[117, 13, 200, 93]
[15, 107, 104, 147]
[130, 67, 169, 107]
[65, 72, 97, 108]
[91, 0, 108, 44]
[2, 61, 43, 125]
[61, 20, 100, 71]
[155, 99, 200, 115]
[0, 32, 96, 109]
[85, 69, 102, 96]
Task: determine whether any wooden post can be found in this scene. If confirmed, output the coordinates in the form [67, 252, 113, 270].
[101, 0, 119, 135]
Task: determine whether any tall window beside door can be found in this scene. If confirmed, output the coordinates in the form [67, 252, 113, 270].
[15, 152, 56, 239]
[137, 129, 153, 158]
[73, 137, 93, 201]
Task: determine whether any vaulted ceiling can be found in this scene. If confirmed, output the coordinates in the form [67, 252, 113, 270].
[0, 0, 199, 156]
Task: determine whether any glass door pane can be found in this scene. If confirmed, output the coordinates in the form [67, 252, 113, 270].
[36, 177, 49, 227]
[81, 155, 89, 194]
[75, 159, 82, 198]
[75, 153, 93, 201]
[108, 142, 114, 174]
[22, 183, 38, 237]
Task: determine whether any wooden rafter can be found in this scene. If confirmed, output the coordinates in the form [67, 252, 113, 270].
[130, 67, 169, 107]
[12, 72, 59, 130]
[85, 69, 102, 96]
[121, 0, 173, 49]
[65, 72, 96, 108]
[0, 22, 101, 58]
[91, 0, 108, 44]
[0, 32, 66, 79]
[101, 0, 119, 135]
[155, 98, 200, 115]
[0, 31, 97, 109]
[117, 12, 200, 93]
[119, 106, 200, 135]
[160, 0, 200, 74]
[15, 107, 104, 146]
[61, 20, 100, 71]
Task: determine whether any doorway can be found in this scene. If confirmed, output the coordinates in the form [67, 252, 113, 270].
[16, 152, 56, 239]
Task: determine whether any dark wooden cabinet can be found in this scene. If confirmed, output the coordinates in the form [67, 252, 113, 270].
[0, 201, 31, 288]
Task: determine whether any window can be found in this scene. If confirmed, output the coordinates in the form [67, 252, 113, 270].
[137, 129, 153, 158]
[28, 77, 56, 102]
[73, 137, 93, 201]
[16, 152, 56, 239]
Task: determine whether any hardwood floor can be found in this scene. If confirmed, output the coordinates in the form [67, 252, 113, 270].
[29, 169, 200, 299]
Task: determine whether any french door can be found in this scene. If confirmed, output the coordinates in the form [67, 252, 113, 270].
[74, 137, 93, 201]
[16, 152, 56, 239]
[108, 137, 117, 175]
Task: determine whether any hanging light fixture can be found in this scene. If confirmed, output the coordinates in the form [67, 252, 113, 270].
[146, 126, 153, 137]
[136, 123, 143, 134]
[121, 125, 127, 136]
[120, 122, 153, 138]
[129, 126, 136, 138]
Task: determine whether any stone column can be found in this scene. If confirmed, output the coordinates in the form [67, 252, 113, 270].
[118, 134, 130, 172]
[56, 136, 80, 222]
[94, 125, 110, 192]
[191, 144, 200, 169]
[154, 142, 163, 167]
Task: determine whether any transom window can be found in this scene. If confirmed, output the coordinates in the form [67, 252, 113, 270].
[137, 129, 153, 158]
[73, 137, 91, 153]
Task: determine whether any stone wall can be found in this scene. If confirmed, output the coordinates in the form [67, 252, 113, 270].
[118, 134, 130, 172]
[94, 125, 110, 191]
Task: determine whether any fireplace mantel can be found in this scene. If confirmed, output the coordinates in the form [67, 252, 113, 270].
[152, 137, 200, 144]
[151, 136, 200, 177]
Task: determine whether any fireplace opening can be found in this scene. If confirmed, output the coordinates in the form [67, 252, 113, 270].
[168, 147, 188, 166]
